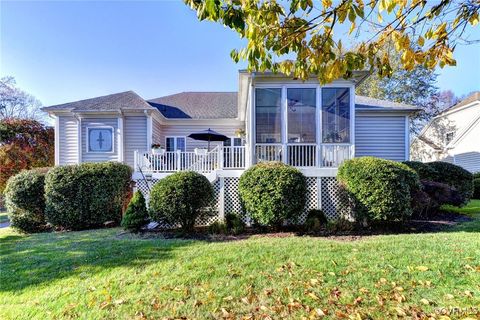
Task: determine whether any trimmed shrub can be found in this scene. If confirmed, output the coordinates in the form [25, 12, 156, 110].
[403, 161, 438, 181]
[121, 191, 148, 232]
[225, 213, 246, 235]
[338, 157, 420, 223]
[304, 209, 328, 232]
[426, 161, 473, 204]
[238, 162, 307, 226]
[4, 168, 50, 233]
[149, 171, 214, 232]
[473, 178, 480, 199]
[45, 162, 132, 230]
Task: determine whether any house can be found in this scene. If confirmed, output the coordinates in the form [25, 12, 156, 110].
[41, 71, 420, 221]
[411, 92, 480, 173]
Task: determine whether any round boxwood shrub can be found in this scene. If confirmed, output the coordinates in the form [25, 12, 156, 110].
[4, 168, 50, 233]
[238, 162, 307, 226]
[149, 171, 214, 232]
[45, 162, 132, 230]
[338, 157, 420, 223]
[121, 190, 148, 232]
[403, 161, 438, 180]
[426, 161, 473, 204]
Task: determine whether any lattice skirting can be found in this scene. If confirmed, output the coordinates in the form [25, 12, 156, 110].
[133, 176, 347, 228]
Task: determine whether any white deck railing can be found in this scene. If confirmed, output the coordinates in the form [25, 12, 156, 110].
[135, 144, 352, 173]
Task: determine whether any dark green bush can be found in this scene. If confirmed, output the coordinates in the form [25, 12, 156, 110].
[403, 161, 438, 180]
[304, 209, 328, 232]
[149, 171, 214, 232]
[207, 221, 227, 234]
[473, 178, 480, 199]
[121, 190, 148, 232]
[4, 168, 50, 233]
[421, 180, 463, 208]
[45, 162, 132, 230]
[238, 162, 307, 226]
[338, 157, 420, 223]
[426, 161, 473, 204]
[225, 213, 246, 235]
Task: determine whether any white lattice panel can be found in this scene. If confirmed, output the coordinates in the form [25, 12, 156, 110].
[320, 177, 343, 219]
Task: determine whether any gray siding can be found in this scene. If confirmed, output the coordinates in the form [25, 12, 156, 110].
[355, 114, 407, 161]
[152, 118, 162, 145]
[81, 117, 119, 163]
[124, 116, 148, 167]
[59, 116, 79, 165]
[443, 152, 480, 173]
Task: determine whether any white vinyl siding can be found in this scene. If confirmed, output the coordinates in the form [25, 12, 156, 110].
[443, 152, 480, 173]
[58, 116, 79, 165]
[124, 116, 148, 167]
[355, 114, 407, 161]
[82, 118, 119, 163]
[160, 124, 243, 152]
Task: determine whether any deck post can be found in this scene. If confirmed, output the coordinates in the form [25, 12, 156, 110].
[176, 150, 182, 171]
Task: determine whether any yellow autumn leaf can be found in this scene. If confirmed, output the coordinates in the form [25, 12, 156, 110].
[307, 292, 320, 300]
[420, 298, 429, 305]
[415, 266, 429, 272]
[395, 306, 406, 316]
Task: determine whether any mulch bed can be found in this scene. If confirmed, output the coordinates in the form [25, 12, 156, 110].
[116, 212, 472, 242]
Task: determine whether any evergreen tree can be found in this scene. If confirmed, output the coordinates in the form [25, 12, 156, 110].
[121, 191, 148, 232]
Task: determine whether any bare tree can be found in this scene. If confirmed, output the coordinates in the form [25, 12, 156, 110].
[0, 76, 45, 122]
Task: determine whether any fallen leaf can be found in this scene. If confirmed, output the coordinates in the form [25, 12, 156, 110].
[395, 306, 406, 316]
[416, 266, 429, 272]
[307, 292, 319, 300]
[420, 298, 429, 305]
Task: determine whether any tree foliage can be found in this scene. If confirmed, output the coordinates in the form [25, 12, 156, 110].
[184, 0, 479, 83]
[0, 76, 44, 121]
[0, 118, 54, 193]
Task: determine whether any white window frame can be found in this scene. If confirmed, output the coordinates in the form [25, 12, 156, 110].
[165, 136, 187, 152]
[86, 126, 115, 153]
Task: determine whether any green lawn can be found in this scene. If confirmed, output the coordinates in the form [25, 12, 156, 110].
[1, 204, 479, 319]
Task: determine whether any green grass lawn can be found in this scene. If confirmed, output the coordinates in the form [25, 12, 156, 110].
[1, 204, 479, 319]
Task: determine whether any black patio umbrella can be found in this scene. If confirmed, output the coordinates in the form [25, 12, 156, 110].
[188, 128, 229, 151]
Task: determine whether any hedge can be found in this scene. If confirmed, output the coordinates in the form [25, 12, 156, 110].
[402, 161, 438, 181]
[426, 161, 473, 204]
[149, 171, 214, 232]
[238, 162, 307, 226]
[338, 157, 420, 223]
[45, 162, 132, 230]
[4, 168, 50, 233]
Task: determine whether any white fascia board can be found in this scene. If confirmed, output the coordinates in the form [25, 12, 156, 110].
[437, 101, 480, 118]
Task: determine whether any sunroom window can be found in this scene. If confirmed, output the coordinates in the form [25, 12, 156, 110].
[287, 88, 316, 143]
[255, 88, 282, 143]
[322, 88, 350, 143]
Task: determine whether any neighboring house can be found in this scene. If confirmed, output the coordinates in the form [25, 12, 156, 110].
[42, 71, 420, 220]
[411, 92, 480, 173]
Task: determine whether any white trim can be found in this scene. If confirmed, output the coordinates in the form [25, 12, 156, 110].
[77, 117, 82, 163]
[146, 114, 152, 150]
[218, 177, 225, 219]
[248, 75, 255, 166]
[281, 85, 287, 163]
[54, 116, 60, 165]
[405, 116, 410, 161]
[85, 126, 115, 153]
[118, 117, 124, 162]
[350, 85, 355, 158]
[316, 85, 322, 166]
[437, 100, 480, 117]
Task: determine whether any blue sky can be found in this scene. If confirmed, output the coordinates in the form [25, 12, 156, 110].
[1, 1, 479, 107]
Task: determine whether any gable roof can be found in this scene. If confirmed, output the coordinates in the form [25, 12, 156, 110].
[148, 92, 238, 119]
[42, 91, 155, 113]
[439, 91, 480, 115]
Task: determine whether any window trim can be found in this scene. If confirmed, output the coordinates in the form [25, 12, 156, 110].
[165, 136, 187, 152]
[86, 126, 115, 153]
[321, 87, 352, 144]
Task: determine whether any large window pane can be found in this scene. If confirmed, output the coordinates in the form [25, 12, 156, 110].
[287, 88, 316, 143]
[255, 88, 282, 143]
[322, 88, 350, 143]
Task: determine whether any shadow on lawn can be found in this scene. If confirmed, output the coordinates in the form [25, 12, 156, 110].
[0, 228, 194, 292]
